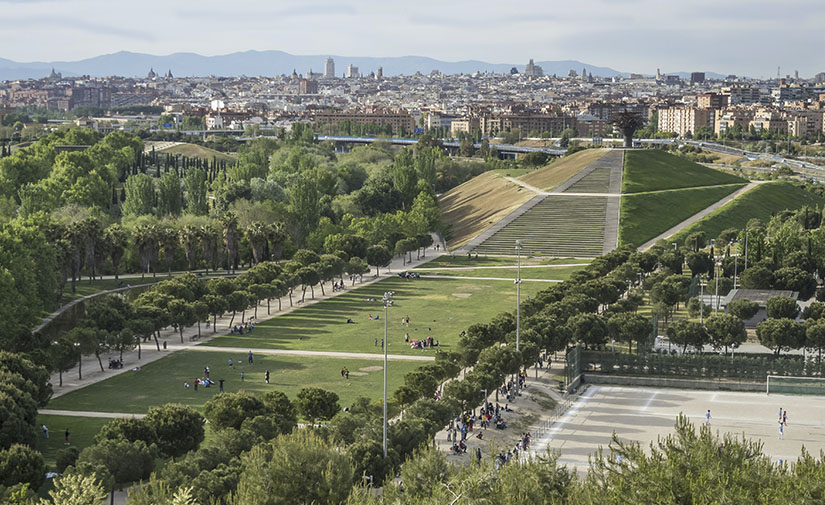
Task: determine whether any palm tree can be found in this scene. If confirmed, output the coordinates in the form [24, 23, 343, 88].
[222, 212, 240, 273]
[81, 217, 103, 283]
[65, 221, 86, 294]
[268, 222, 288, 261]
[104, 223, 128, 280]
[200, 221, 222, 274]
[246, 222, 268, 265]
[133, 224, 159, 279]
[158, 224, 180, 276]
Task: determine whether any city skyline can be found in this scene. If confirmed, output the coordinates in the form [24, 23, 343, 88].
[0, 0, 823, 78]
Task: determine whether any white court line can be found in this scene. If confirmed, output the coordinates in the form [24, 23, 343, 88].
[599, 385, 774, 400]
[527, 386, 600, 458]
[642, 392, 659, 411]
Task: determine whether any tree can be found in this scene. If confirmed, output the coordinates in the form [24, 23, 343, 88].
[235, 430, 352, 505]
[261, 391, 298, 436]
[156, 172, 183, 217]
[757, 318, 805, 356]
[288, 178, 321, 246]
[295, 387, 340, 421]
[666, 320, 708, 353]
[727, 299, 759, 321]
[705, 314, 747, 354]
[766, 296, 799, 320]
[183, 168, 208, 215]
[0, 444, 44, 490]
[366, 244, 392, 276]
[76, 438, 155, 504]
[806, 320, 825, 361]
[144, 404, 204, 460]
[204, 392, 269, 430]
[739, 265, 772, 289]
[607, 313, 652, 353]
[772, 266, 817, 299]
[122, 173, 155, 216]
[95, 417, 157, 445]
[685, 251, 713, 277]
[567, 313, 608, 349]
[103, 224, 128, 280]
[49, 335, 80, 387]
[221, 212, 240, 273]
[43, 473, 107, 505]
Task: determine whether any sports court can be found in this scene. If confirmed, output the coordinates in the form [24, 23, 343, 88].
[532, 385, 825, 470]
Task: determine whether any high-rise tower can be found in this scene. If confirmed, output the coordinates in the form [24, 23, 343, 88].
[324, 57, 335, 79]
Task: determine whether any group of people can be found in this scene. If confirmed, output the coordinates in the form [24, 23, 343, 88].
[500, 373, 526, 402]
[331, 281, 347, 292]
[230, 321, 255, 334]
[340, 367, 350, 379]
[447, 401, 512, 455]
[409, 335, 438, 349]
[398, 272, 421, 279]
[107, 358, 124, 369]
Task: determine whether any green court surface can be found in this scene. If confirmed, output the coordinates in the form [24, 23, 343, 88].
[46, 350, 423, 415]
[201, 277, 546, 354]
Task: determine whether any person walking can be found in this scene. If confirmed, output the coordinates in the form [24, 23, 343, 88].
[64, 429, 70, 445]
[705, 410, 711, 425]
[265, 370, 270, 384]
[194, 378, 199, 391]
[218, 378, 225, 393]
[240, 371, 244, 382]
[778, 407, 783, 423]
[779, 422, 784, 440]
[782, 410, 787, 426]
[248, 351, 254, 365]
[42, 424, 49, 439]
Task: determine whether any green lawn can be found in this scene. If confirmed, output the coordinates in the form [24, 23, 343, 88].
[619, 184, 745, 248]
[35, 415, 111, 469]
[671, 182, 825, 245]
[622, 150, 747, 193]
[418, 256, 586, 268]
[491, 167, 535, 178]
[421, 265, 584, 281]
[201, 277, 546, 354]
[46, 350, 423, 415]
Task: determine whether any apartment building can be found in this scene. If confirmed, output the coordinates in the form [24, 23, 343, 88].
[314, 110, 414, 135]
[657, 106, 714, 137]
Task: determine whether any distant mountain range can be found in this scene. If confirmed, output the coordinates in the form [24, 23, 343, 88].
[0, 51, 730, 81]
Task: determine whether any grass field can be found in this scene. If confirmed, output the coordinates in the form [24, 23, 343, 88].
[159, 143, 238, 164]
[421, 265, 584, 281]
[418, 256, 587, 268]
[439, 172, 535, 249]
[671, 181, 825, 245]
[46, 351, 422, 416]
[491, 167, 535, 178]
[35, 415, 111, 468]
[622, 150, 747, 193]
[520, 149, 608, 190]
[619, 184, 746, 248]
[201, 277, 546, 354]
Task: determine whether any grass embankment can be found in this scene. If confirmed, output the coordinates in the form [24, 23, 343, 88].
[622, 150, 747, 193]
[57, 277, 160, 305]
[619, 184, 746, 248]
[201, 277, 546, 354]
[439, 172, 534, 249]
[520, 149, 609, 191]
[35, 415, 110, 468]
[671, 182, 825, 245]
[46, 351, 422, 415]
[158, 143, 238, 164]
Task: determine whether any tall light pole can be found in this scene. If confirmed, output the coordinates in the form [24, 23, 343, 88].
[699, 274, 706, 323]
[515, 240, 523, 352]
[382, 291, 394, 459]
[743, 228, 749, 271]
[732, 239, 739, 290]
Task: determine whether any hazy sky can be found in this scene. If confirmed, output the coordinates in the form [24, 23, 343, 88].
[1, 0, 823, 77]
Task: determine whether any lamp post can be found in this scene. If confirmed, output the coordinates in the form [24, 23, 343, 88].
[515, 240, 523, 352]
[743, 228, 749, 271]
[382, 291, 394, 459]
[699, 274, 706, 324]
[732, 239, 739, 290]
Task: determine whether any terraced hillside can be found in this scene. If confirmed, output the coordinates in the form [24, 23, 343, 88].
[471, 196, 607, 257]
[440, 172, 535, 249]
[559, 150, 623, 194]
[671, 182, 825, 245]
[520, 149, 608, 191]
[623, 150, 746, 193]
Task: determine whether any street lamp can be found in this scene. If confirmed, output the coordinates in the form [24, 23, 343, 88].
[382, 291, 394, 459]
[699, 274, 706, 324]
[515, 240, 523, 352]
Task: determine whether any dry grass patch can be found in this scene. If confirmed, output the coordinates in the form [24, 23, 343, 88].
[520, 149, 608, 191]
[439, 172, 534, 249]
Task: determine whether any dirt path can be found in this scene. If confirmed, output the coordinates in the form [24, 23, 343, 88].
[39, 409, 145, 419]
[639, 181, 767, 250]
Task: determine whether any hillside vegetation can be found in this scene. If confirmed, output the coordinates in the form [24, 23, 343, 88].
[158, 142, 238, 163]
[439, 172, 534, 248]
[623, 149, 746, 193]
[619, 184, 746, 248]
[671, 181, 825, 244]
[520, 148, 608, 190]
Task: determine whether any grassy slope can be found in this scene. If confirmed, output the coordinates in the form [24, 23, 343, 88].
[159, 143, 238, 164]
[418, 256, 588, 268]
[623, 150, 747, 193]
[200, 277, 545, 354]
[519, 149, 608, 190]
[46, 351, 422, 415]
[619, 184, 746, 248]
[421, 265, 585, 281]
[671, 182, 825, 244]
[439, 172, 534, 249]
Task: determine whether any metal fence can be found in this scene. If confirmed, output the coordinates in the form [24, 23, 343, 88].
[531, 384, 590, 440]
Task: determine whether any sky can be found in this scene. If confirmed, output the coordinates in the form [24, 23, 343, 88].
[1, 0, 823, 78]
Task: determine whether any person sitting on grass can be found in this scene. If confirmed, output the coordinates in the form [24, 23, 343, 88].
[346, 318, 355, 324]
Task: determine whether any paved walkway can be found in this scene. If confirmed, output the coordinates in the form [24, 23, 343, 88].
[413, 263, 589, 271]
[182, 346, 435, 362]
[47, 244, 446, 400]
[639, 181, 766, 251]
[40, 409, 145, 419]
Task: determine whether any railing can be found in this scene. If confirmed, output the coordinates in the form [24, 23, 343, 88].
[530, 384, 590, 440]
